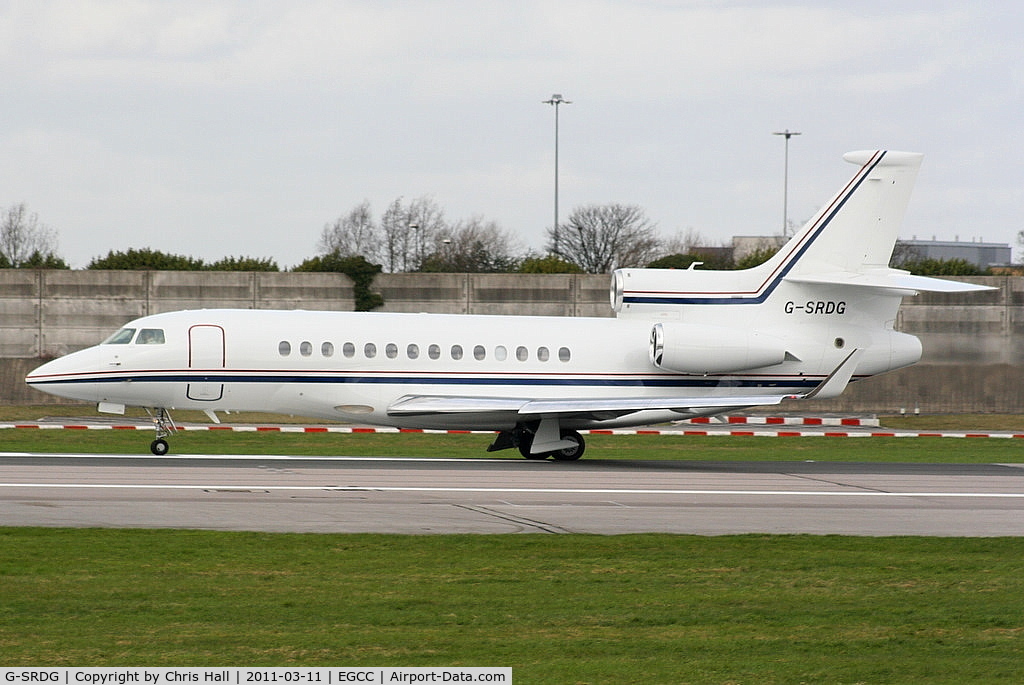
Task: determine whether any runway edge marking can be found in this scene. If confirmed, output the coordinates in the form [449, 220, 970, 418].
[1, 423, 1022, 438]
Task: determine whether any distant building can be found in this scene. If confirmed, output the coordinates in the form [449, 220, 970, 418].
[732, 235, 787, 263]
[689, 245, 734, 266]
[896, 239, 1011, 269]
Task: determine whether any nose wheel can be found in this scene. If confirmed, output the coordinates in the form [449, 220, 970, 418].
[150, 439, 170, 456]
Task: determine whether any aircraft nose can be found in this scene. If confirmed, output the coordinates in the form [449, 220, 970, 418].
[25, 347, 102, 400]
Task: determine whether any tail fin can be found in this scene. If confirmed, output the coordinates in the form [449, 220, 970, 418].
[774, 150, 921, 276]
[612, 150, 989, 317]
[778, 150, 992, 295]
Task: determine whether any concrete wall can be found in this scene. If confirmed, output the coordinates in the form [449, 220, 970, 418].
[2, 270, 1020, 412]
[376, 273, 611, 317]
[0, 270, 613, 359]
[0, 270, 358, 358]
[799, 363, 1024, 415]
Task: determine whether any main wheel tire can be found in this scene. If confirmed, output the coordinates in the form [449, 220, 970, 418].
[150, 439, 169, 456]
[550, 430, 585, 461]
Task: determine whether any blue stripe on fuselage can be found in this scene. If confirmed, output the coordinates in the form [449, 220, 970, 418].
[29, 372, 831, 390]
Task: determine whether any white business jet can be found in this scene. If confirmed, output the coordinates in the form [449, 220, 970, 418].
[27, 151, 989, 458]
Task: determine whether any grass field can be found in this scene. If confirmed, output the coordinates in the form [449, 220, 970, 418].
[3, 406, 1024, 681]
[2, 529, 1023, 683]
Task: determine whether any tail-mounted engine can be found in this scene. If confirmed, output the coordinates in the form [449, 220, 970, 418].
[649, 322, 788, 374]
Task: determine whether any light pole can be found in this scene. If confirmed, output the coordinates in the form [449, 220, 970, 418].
[543, 94, 571, 255]
[772, 129, 801, 236]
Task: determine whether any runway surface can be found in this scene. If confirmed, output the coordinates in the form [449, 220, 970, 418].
[3, 452, 1024, 535]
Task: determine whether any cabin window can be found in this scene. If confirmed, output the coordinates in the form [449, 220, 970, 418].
[515, 345, 528, 361]
[537, 346, 550, 362]
[385, 343, 398, 359]
[473, 345, 486, 361]
[104, 328, 136, 345]
[428, 344, 441, 360]
[279, 341, 291, 356]
[407, 344, 419, 359]
[364, 342, 377, 358]
[137, 329, 165, 345]
[300, 341, 313, 357]
[558, 346, 571, 362]
[495, 345, 507, 361]
[451, 344, 464, 360]
[322, 342, 334, 357]
[343, 342, 355, 358]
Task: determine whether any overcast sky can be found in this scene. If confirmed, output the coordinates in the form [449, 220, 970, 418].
[2, 1, 1021, 268]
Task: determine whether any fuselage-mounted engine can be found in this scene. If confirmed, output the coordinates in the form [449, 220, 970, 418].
[649, 321, 788, 375]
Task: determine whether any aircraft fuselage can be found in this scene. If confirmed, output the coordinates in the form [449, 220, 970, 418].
[26, 307, 920, 431]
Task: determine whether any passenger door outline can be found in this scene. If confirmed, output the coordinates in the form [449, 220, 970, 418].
[187, 324, 225, 401]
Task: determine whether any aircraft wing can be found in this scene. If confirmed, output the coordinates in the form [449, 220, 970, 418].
[386, 348, 865, 421]
[386, 392, 795, 421]
[517, 394, 791, 416]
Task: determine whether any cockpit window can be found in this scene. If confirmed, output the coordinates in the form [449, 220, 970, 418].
[103, 328, 136, 345]
[136, 329, 165, 345]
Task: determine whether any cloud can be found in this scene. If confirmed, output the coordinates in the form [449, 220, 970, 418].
[0, 1, 1021, 267]
[5, 2, 966, 96]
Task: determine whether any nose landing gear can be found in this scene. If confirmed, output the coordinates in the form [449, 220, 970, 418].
[146, 407, 177, 455]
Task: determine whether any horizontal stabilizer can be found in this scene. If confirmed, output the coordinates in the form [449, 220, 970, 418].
[785, 269, 996, 294]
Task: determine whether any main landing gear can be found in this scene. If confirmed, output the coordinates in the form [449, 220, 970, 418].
[520, 429, 585, 461]
[146, 407, 177, 455]
[487, 421, 586, 461]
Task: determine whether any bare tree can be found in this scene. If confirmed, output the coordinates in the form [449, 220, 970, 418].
[549, 203, 661, 273]
[318, 200, 380, 262]
[376, 198, 403, 272]
[659, 227, 710, 258]
[320, 196, 515, 273]
[421, 216, 522, 272]
[405, 196, 446, 269]
[0, 203, 60, 268]
[379, 196, 446, 272]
